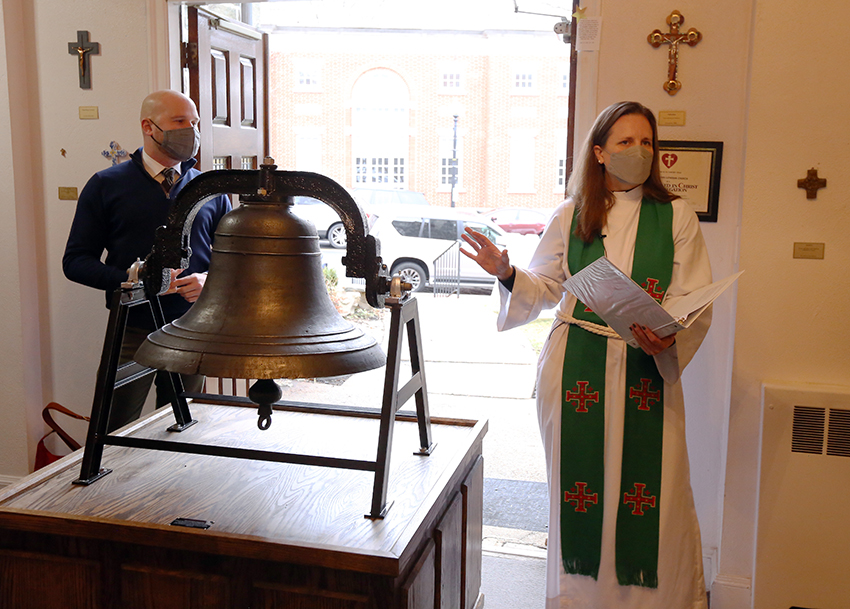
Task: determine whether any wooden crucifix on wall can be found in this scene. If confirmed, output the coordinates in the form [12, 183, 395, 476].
[68, 30, 100, 90]
[648, 11, 702, 95]
[797, 168, 827, 199]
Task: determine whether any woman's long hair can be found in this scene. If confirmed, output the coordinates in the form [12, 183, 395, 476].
[567, 101, 675, 243]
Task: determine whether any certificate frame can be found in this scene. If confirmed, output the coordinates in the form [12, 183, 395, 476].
[657, 140, 723, 222]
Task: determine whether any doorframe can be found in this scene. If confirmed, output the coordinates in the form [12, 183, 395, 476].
[571, 0, 600, 174]
[145, 0, 182, 91]
[149, 0, 600, 137]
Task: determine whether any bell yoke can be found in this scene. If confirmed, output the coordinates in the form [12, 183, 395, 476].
[134, 158, 391, 429]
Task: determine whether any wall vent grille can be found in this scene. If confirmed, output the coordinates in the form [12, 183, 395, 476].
[826, 408, 850, 457]
[791, 405, 825, 454]
[758, 384, 850, 609]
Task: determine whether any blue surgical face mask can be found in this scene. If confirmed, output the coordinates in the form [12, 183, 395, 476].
[605, 145, 654, 186]
[150, 120, 200, 162]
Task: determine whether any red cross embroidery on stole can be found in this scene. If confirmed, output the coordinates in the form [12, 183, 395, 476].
[629, 378, 661, 411]
[565, 381, 600, 413]
[642, 277, 665, 303]
[623, 483, 657, 515]
[565, 482, 598, 513]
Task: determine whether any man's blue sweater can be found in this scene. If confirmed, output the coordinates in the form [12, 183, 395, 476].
[63, 148, 231, 329]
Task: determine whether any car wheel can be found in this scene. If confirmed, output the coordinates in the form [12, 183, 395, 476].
[392, 261, 427, 292]
[328, 222, 346, 249]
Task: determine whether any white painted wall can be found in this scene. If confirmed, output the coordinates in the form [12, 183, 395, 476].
[0, 0, 155, 476]
[582, 0, 752, 589]
[0, 0, 39, 479]
[723, 2, 850, 607]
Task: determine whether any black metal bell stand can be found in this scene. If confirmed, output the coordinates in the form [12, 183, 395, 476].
[72, 163, 435, 519]
[73, 285, 198, 486]
[73, 283, 433, 519]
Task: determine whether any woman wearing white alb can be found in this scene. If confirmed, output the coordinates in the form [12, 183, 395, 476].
[462, 101, 712, 609]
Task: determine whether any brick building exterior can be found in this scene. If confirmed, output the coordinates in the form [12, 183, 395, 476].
[267, 27, 571, 211]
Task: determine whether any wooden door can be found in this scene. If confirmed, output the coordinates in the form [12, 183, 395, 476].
[185, 7, 269, 172]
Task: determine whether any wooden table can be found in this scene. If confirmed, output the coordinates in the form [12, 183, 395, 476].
[0, 403, 487, 609]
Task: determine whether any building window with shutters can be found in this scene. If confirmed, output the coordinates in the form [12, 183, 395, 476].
[293, 59, 322, 92]
[554, 129, 568, 193]
[351, 68, 410, 188]
[559, 61, 570, 96]
[295, 128, 323, 173]
[512, 62, 538, 95]
[508, 130, 536, 193]
[437, 131, 464, 192]
[438, 62, 465, 94]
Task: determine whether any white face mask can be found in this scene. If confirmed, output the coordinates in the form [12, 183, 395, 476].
[605, 145, 653, 186]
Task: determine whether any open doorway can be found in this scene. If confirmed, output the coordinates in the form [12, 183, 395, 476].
[177, 2, 577, 606]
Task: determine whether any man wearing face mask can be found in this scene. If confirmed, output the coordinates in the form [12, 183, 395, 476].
[462, 101, 713, 608]
[63, 90, 232, 432]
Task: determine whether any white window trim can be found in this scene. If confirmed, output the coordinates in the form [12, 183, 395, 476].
[511, 62, 539, 96]
[294, 126, 324, 173]
[438, 61, 465, 95]
[436, 128, 466, 193]
[293, 59, 323, 93]
[558, 61, 571, 96]
[554, 129, 568, 194]
[507, 129, 538, 194]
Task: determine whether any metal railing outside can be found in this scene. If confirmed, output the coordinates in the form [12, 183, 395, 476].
[433, 240, 461, 297]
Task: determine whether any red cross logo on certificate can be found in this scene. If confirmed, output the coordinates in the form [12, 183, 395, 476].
[565, 482, 598, 513]
[623, 483, 657, 515]
[565, 381, 599, 413]
[629, 378, 661, 411]
[642, 277, 665, 303]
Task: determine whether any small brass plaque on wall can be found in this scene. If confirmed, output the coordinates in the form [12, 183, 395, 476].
[658, 110, 686, 126]
[78, 106, 99, 120]
[793, 242, 825, 259]
[58, 187, 78, 200]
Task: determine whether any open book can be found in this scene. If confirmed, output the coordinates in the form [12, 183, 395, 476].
[563, 257, 743, 348]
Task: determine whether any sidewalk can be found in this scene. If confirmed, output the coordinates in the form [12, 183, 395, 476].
[278, 290, 549, 484]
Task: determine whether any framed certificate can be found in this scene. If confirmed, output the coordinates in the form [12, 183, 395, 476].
[658, 141, 723, 222]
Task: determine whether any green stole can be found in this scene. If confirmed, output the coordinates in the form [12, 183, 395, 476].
[560, 198, 673, 587]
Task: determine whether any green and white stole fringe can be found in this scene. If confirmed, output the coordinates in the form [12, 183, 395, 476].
[560, 199, 673, 587]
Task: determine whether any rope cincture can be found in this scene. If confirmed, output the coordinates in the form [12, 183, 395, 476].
[555, 310, 621, 339]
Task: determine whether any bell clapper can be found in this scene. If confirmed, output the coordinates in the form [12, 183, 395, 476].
[248, 379, 283, 430]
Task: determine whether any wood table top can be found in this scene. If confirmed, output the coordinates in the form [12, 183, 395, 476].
[0, 403, 486, 575]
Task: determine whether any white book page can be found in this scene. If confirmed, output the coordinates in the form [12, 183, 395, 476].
[564, 257, 672, 347]
[663, 271, 744, 321]
[564, 258, 742, 347]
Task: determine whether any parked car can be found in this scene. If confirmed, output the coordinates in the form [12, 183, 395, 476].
[291, 189, 431, 249]
[370, 206, 539, 292]
[351, 188, 430, 211]
[290, 196, 349, 248]
[479, 207, 552, 236]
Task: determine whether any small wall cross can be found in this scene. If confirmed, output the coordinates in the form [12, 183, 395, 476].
[648, 11, 702, 95]
[797, 168, 827, 199]
[68, 30, 100, 89]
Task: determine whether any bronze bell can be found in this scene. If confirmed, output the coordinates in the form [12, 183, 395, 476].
[134, 161, 390, 429]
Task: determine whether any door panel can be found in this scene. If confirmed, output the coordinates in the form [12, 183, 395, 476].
[186, 7, 268, 172]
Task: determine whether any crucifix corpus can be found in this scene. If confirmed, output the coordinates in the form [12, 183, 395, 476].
[648, 11, 702, 95]
[68, 30, 100, 90]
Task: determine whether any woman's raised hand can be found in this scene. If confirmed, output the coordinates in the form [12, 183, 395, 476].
[460, 227, 513, 281]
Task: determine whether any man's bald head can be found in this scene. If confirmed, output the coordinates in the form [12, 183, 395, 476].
[140, 90, 196, 123]
[140, 90, 201, 166]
